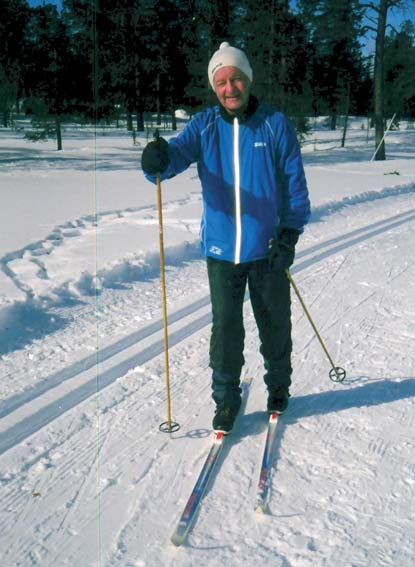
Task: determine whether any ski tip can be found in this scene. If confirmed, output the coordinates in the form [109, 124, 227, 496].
[170, 521, 188, 547]
[170, 534, 185, 547]
[254, 500, 270, 515]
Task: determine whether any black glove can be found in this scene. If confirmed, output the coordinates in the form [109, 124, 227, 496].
[268, 228, 299, 271]
[141, 136, 169, 176]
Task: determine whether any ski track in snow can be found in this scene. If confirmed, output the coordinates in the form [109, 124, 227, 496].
[0, 190, 414, 458]
[1, 126, 415, 566]
[1, 192, 414, 566]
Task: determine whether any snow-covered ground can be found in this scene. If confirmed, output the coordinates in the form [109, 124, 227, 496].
[0, 118, 414, 567]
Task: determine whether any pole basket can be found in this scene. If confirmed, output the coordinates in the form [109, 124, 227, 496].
[159, 421, 181, 433]
[329, 366, 346, 383]
[285, 269, 347, 384]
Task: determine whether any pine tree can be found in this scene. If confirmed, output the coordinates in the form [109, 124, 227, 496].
[173, 0, 208, 111]
[228, 0, 310, 121]
[178, 0, 235, 112]
[384, 20, 415, 118]
[0, 0, 29, 127]
[297, 0, 365, 128]
[61, 0, 104, 121]
[23, 4, 73, 150]
[362, 0, 405, 160]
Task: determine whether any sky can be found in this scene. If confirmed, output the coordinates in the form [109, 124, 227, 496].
[29, 0, 60, 7]
[28, 0, 62, 9]
[29, 0, 61, 6]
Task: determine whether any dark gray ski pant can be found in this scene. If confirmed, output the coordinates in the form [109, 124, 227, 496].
[207, 257, 292, 409]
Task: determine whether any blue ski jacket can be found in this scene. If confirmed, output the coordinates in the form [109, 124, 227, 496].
[145, 100, 310, 264]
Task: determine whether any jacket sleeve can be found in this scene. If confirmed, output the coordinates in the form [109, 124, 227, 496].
[275, 116, 310, 232]
[143, 115, 202, 184]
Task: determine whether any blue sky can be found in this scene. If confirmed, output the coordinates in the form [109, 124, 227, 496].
[28, 0, 61, 7]
[29, 0, 61, 7]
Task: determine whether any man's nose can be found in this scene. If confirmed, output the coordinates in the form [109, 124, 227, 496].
[225, 81, 237, 93]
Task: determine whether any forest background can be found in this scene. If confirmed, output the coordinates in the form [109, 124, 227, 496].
[1, 0, 415, 158]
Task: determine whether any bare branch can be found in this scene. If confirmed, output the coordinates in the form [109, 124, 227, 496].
[360, 3, 380, 14]
[362, 24, 377, 34]
[365, 15, 379, 26]
[386, 22, 399, 33]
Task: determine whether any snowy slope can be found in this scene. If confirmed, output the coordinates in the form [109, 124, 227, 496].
[0, 120, 415, 566]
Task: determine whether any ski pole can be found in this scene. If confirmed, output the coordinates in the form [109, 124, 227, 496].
[370, 112, 397, 162]
[154, 130, 180, 433]
[285, 269, 346, 382]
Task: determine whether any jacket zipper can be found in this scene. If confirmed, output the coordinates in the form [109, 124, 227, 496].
[233, 117, 241, 264]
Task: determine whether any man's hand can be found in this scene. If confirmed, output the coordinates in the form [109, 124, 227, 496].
[141, 137, 169, 176]
[268, 228, 299, 271]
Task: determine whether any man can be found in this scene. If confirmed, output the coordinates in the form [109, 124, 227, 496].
[141, 42, 310, 434]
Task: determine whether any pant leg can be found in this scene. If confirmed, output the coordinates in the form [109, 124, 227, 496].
[207, 257, 248, 407]
[248, 261, 292, 391]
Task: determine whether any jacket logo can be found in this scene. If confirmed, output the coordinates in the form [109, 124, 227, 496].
[254, 142, 267, 147]
[209, 246, 223, 255]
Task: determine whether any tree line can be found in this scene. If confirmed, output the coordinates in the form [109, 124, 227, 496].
[1, 0, 414, 158]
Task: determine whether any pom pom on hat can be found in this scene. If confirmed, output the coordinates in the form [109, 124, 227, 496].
[208, 42, 252, 89]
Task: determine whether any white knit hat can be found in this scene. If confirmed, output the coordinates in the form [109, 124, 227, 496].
[208, 42, 253, 89]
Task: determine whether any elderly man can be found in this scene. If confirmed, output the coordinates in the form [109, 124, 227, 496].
[141, 42, 310, 433]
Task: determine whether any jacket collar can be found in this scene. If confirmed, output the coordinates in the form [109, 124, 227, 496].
[218, 95, 259, 124]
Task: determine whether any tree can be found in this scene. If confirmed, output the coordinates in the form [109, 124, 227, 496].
[0, 0, 29, 127]
[297, 0, 366, 129]
[179, 0, 235, 111]
[143, 0, 193, 128]
[229, 0, 310, 122]
[384, 20, 415, 118]
[362, 0, 404, 160]
[61, 0, 96, 119]
[23, 4, 75, 150]
[172, 0, 209, 111]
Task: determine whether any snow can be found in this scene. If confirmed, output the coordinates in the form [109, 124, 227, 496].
[0, 118, 415, 566]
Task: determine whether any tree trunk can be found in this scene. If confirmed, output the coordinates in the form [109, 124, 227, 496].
[171, 108, 177, 131]
[93, 0, 101, 124]
[156, 74, 161, 126]
[373, 0, 388, 160]
[341, 83, 351, 148]
[136, 110, 144, 132]
[56, 117, 62, 151]
[268, 0, 277, 104]
[341, 114, 349, 148]
[126, 110, 133, 131]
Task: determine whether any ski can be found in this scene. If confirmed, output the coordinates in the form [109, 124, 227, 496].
[170, 376, 251, 546]
[170, 430, 225, 546]
[255, 412, 280, 513]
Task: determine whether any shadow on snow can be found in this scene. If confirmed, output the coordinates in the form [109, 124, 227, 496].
[0, 301, 69, 357]
[242, 377, 415, 438]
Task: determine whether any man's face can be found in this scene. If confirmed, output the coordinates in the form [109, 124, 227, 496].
[213, 66, 251, 115]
